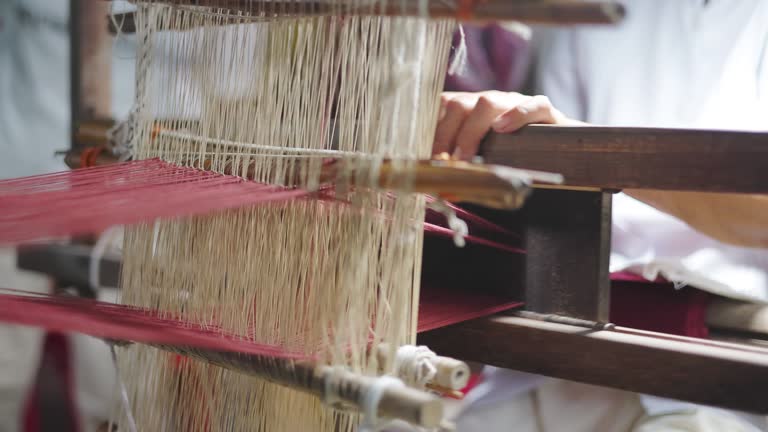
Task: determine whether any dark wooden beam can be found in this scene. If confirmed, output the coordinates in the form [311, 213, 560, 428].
[418, 315, 768, 414]
[106, 1, 624, 34]
[522, 189, 612, 321]
[17, 245, 122, 296]
[482, 125, 768, 193]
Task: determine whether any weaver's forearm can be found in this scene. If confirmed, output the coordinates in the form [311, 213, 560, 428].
[625, 189, 768, 249]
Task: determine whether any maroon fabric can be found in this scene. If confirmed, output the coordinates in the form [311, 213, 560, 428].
[22, 332, 79, 432]
[419, 286, 523, 333]
[444, 24, 531, 92]
[610, 273, 710, 338]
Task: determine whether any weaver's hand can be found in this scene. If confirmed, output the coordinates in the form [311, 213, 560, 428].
[433, 91, 573, 161]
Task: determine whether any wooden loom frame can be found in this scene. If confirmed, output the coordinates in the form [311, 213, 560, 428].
[26, 0, 765, 421]
[38, 127, 768, 414]
[419, 126, 768, 414]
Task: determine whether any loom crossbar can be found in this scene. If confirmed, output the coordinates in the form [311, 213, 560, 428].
[106, 1, 625, 30]
[419, 315, 768, 414]
[483, 125, 768, 193]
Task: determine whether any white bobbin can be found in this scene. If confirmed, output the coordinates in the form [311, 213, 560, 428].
[394, 345, 438, 389]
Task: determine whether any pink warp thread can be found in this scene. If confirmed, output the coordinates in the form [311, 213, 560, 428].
[0, 159, 309, 246]
[0, 289, 522, 354]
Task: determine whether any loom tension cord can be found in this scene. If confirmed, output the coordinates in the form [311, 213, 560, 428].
[107, 342, 139, 432]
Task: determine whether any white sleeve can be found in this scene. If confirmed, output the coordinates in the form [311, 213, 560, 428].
[633, 396, 767, 432]
[531, 27, 587, 122]
[757, 25, 768, 118]
[632, 409, 767, 432]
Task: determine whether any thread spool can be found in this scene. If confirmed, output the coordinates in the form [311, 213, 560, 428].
[382, 344, 471, 391]
[431, 356, 470, 390]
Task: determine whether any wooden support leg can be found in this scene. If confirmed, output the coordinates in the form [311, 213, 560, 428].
[522, 189, 612, 322]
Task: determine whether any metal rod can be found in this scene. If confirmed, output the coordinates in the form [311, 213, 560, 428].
[151, 344, 445, 427]
[512, 310, 615, 331]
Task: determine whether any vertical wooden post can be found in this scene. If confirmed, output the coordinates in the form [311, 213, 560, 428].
[70, 0, 112, 150]
[522, 189, 612, 322]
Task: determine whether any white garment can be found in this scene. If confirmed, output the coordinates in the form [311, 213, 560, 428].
[0, 0, 68, 179]
[534, 0, 768, 303]
[611, 194, 768, 302]
[458, 1, 768, 430]
[453, 373, 766, 432]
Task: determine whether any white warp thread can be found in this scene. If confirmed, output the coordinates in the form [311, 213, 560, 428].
[447, 25, 467, 76]
[427, 200, 468, 247]
[108, 344, 138, 432]
[106, 108, 138, 160]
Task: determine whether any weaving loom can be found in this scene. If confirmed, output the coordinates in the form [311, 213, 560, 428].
[70, 2, 459, 431]
[5, 0, 768, 430]
[1, 1, 580, 430]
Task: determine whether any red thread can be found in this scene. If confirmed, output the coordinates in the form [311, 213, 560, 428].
[424, 223, 524, 255]
[78, 147, 95, 169]
[0, 159, 309, 246]
[87, 145, 105, 167]
[0, 158, 526, 254]
[78, 145, 105, 168]
[417, 285, 522, 333]
[0, 289, 523, 355]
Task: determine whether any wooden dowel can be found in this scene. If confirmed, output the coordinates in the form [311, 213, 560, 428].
[194, 157, 546, 209]
[154, 345, 444, 427]
[64, 147, 562, 210]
